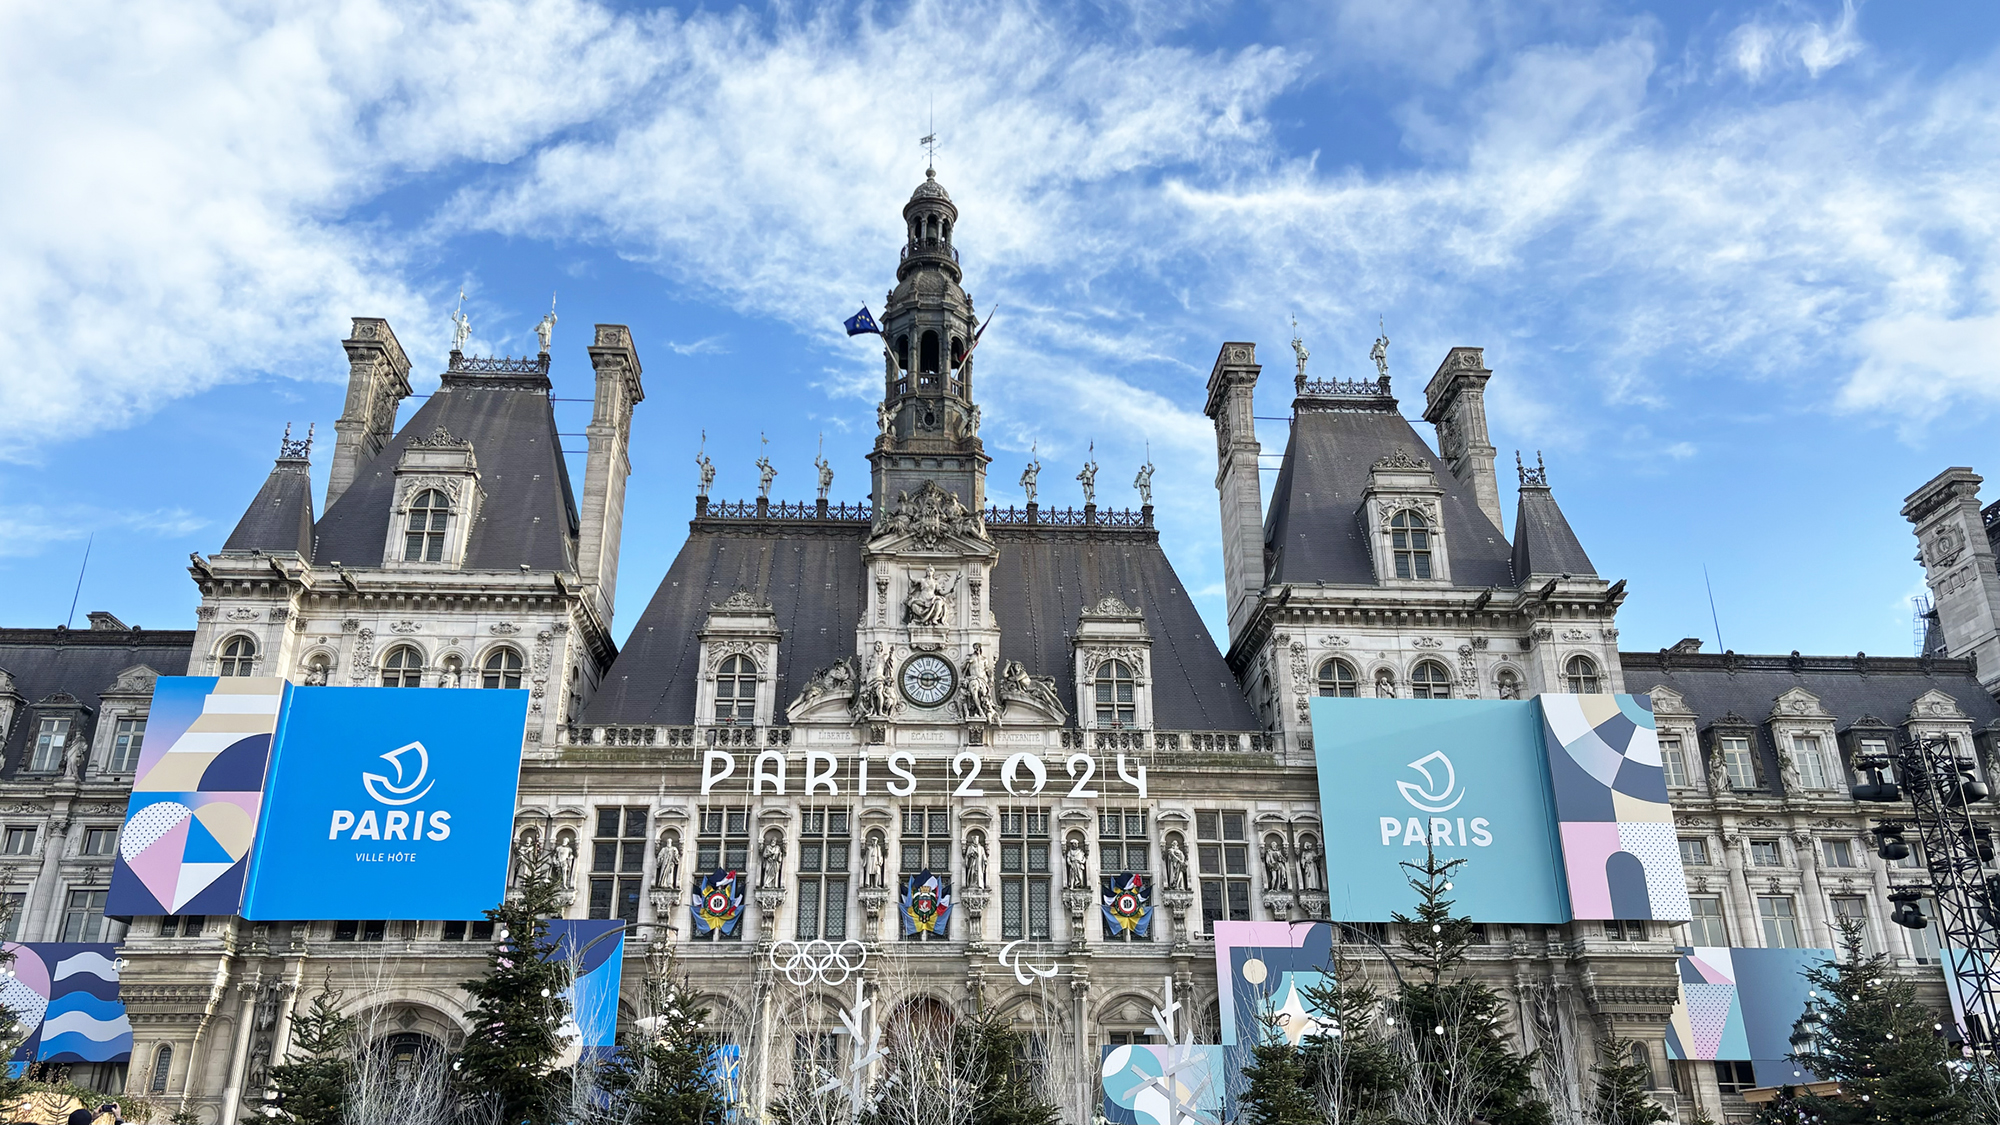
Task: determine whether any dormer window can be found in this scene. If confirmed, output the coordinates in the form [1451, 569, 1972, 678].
[1410, 660, 1453, 699]
[381, 646, 423, 688]
[404, 488, 449, 562]
[482, 648, 523, 690]
[218, 636, 256, 677]
[1390, 511, 1433, 579]
[30, 716, 71, 772]
[714, 655, 758, 723]
[1094, 661, 1137, 727]
[1316, 659, 1359, 697]
[1564, 655, 1601, 693]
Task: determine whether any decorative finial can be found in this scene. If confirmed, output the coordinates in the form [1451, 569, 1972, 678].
[278, 422, 314, 460]
[451, 289, 471, 354]
[535, 292, 557, 355]
[1370, 316, 1390, 383]
[1516, 450, 1549, 487]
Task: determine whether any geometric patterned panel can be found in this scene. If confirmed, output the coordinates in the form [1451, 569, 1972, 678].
[2, 943, 132, 1065]
[1101, 1045, 1227, 1125]
[106, 677, 285, 917]
[1540, 693, 1690, 921]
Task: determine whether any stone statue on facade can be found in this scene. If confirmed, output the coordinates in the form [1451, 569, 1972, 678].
[1077, 443, 1099, 505]
[963, 831, 989, 890]
[853, 642, 901, 721]
[511, 829, 543, 889]
[1296, 844, 1324, 892]
[863, 833, 887, 889]
[878, 399, 893, 437]
[652, 832, 682, 892]
[759, 833, 785, 890]
[960, 643, 994, 721]
[792, 658, 856, 714]
[535, 299, 557, 354]
[451, 290, 471, 353]
[1020, 443, 1040, 503]
[903, 565, 959, 628]
[1290, 315, 1308, 386]
[695, 434, 715, 500]
[1165, 837, 1190, 892]
[1064, 838, 1090, 890]
[1371, 317, 1390, 381]
[1134, 458, 1154, 507]
[815, 448, 834, 501]
[999, 660, 1066, 720]
[755, 452, 777, 500]
[967, 403, 981, 437]
[552, 833, 577, 890]
[1262, 837, 1292, 891]
[1374, 669, 1396, 698]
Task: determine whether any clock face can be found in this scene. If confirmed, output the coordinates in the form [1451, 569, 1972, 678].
[900, 653, 957, 707]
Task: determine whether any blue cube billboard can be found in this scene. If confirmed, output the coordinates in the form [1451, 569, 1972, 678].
[110, 677, 529, 922]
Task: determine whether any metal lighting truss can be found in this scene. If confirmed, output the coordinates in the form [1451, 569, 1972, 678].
[1854, 735, 2000, 1044]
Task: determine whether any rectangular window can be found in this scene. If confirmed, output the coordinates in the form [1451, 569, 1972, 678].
[1097, 808, 1150, 874]
[1720, 735, 1758, 791]
[333, 920, 387, 942]
[796, 806, 850, 941]
[160, 915, 205, 938]
[1687, 896, 1728, 946]
[1678, 837, 1709, 866]
[1758, 896, 1802, 948]
[900, 807, 952, 874]
[1660, 737, 1690, 788]
[588, 806, 647, 925]
[1714, 1060, 1757, 1094]
[1749, 839, 1782, 867]
[695, 806, 750, 942]
[3, 827, 35, 856]
[30, 717, 71, 773]
[1792, 735, 1830, 790]
[1000, 807, 1051, 941]
[60, 889, 108, 943]
[1829, 896, 1875, 955]
[1603, 919, 1646, 941]
[1909, 896, 1942, 961]
[1105, 1031, 1159, 1046]
[83, 828, 118, 856]
[1822, 839, 1855, 868]
[1197, 810, 1251, 936]
[440, 920, 495, 942]
[0, 892, 25, 941]
[1858, 738, 1893, 782]
[109, 717, 146, 772]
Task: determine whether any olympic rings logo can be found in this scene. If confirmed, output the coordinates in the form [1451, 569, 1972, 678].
[768, 938, 869, 986]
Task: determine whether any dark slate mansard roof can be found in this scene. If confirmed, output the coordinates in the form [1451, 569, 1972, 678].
[1511, 460, 1596, 580]
[583, 521, 1257, 731]
[222, 435, 317, 557]
[310, 362, 579, 571]
[1261, 402, 1518, 587]
[1621, 648, 2000, 797]
[0, 623, 194, 779]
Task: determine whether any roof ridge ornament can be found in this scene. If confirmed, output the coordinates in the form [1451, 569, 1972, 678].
[1372, 447, 1427, 471]
[1517, 450, 1548, 487]
[411, 424, 468, 449]
[278, 421, 314, 461]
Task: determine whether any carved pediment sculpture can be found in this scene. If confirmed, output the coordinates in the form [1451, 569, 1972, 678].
[873, 480, 986, 550]
[788, 657, 858, 722]
[998, 659, 1067, 724]
[851, 642, 903, 722]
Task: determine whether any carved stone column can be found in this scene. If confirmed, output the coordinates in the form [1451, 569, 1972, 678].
[1162, 890, 1196, 951]
[755, 888, 786, 944]
[1791, 830, 1832, 948]
[1063, 889, 1094, 952]
[1721, 832, 1760, 946]
[959, 886, 991, 949]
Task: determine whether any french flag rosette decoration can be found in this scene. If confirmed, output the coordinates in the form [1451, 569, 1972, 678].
[692, 870, 744, 938]
[900, 870, 952, 938]
[1100, 873, 1152, 939]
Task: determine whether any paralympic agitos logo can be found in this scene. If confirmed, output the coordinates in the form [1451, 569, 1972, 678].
[328, 741, 453, 842]
[1379, 751, 1492, 848]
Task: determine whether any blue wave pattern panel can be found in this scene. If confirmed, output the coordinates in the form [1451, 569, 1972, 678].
[2, 943, 133, 1066]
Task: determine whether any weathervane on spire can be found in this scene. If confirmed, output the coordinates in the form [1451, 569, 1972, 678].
[1370, 316, 1390, 383]
[451, 289, 471, 354]
[535, 292, 557, 354]
[921, 97, 939, 174]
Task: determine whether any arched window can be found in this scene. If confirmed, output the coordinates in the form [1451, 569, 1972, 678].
[714, 655, 758, 723]
[482, 648, 523, 690]
[381, 646, 423, 688]
[150, 1043, 172, 1093]
[1094, 660, 1136, 727]
[1564, 655, 1601, 693]
[1390, 510, 1433, 579]
[1316, 659, 1359, 697]
[895, 335, 910, 371]
[1496, 668, 1522, 700]
[941, 219, 952, 244]
[404, 489, 449, 562]
[218, 636, 256, 677]
[1410, 660, 1453, 699]
[950, 336, 965, 370]
[920, 330, 940, 373]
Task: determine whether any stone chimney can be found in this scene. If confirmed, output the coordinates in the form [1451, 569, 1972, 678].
[1205, 342, 1264, 645]
[327, 318, 412, 510]
[1422, 347, 1504, 534]
[1904, 468, 2000, 696]
[578, 325, 645, 628]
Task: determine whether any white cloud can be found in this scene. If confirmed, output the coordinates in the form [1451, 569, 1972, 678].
[1725, 0, 1864, 82]
[0, 0, 660, 462]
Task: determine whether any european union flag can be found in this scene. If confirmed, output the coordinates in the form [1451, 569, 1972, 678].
[844, 306, 882, 337]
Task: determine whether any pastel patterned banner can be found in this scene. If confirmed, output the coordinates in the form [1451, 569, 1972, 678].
[546, 920, 625, 1063]
[1212, 921, 1334, 1047]
[1101, 1044, 1227, 1125]
[900, 870, 952, 938]
[1665, 946, 1828, 1064]
[1101, 873, 1154, 940]
[1539, 694, 1691, 921]
[2, 943, 132, 1068]
[107, 677, 285, 917]
[692, 870, 744, 938]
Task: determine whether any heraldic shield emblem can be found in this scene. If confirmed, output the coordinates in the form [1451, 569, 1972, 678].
[1100, 872, 1153, 939]
[692, 869, 744, 938]
[901, 869, 952, 938]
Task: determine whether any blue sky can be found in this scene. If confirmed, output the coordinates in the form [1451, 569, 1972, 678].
[5, 0, 1999, 659]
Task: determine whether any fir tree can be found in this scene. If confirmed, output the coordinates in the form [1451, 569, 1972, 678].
[1784, 916, 1965, 1125]
[959, 1014, 1060, 1125]
[1589, 1035, 1669, 1125]
[1298, 952, 1405, 1125]
[1237, 1020, 1318, 1125]
[253, 977, 355, 1125]
[599, 968, 729, 1125]
[456, 863, 572, 1125]
[1388, 846, 1551, 1125]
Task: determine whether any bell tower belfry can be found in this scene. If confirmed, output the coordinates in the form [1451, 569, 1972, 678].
[869, 168, 990, 512]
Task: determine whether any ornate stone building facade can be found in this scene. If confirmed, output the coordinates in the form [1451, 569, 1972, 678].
[0, 172, 1991, 1125]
